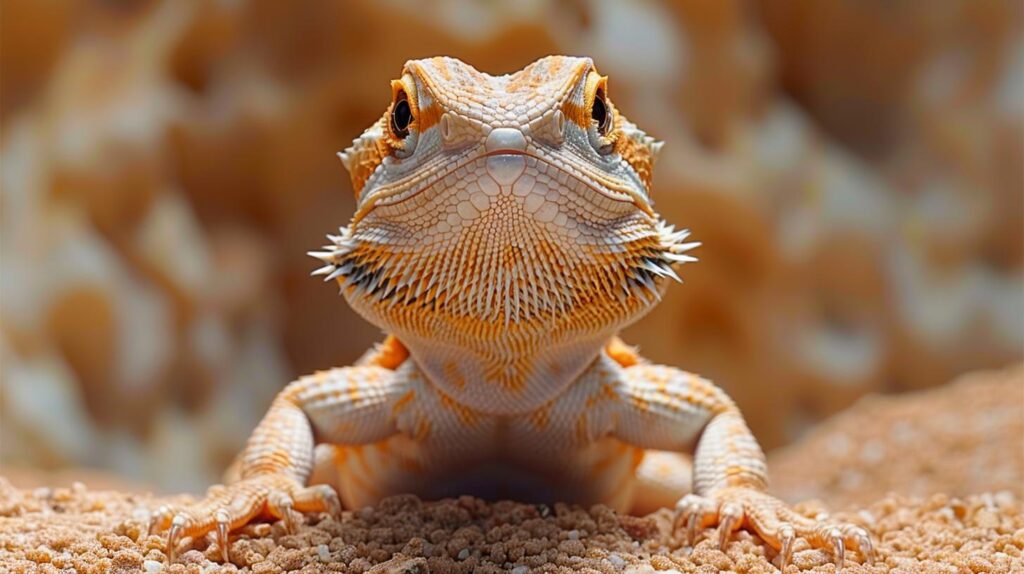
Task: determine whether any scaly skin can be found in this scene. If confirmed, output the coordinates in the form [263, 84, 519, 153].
[151, 56, 874, 570]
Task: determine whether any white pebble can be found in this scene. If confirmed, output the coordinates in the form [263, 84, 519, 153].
[567, 529, 580, 540]
[458, 548, 470, 560]
[511, 566, 529, 574]
[143, 560, 163, 573]
[317, 544, 330, 561]
[609, 553, 626, 568]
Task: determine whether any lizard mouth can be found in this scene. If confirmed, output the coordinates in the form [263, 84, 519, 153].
[483, 149, 526, 156]
[353, 151, 652, 224]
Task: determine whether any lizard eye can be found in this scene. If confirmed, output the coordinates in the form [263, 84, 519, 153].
[592, 87, 611, 136]
[390, 91, 412, 139]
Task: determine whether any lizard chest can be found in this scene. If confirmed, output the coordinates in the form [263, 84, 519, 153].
[325, 410, 640, 510]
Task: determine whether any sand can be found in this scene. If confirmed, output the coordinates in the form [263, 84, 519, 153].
[1, 365, 1022, 573]
[2, 484, 1022, 573]
[769, 364, 1024, 507]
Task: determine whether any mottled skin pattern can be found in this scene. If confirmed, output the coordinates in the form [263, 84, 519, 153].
[151, 56, 874, 570]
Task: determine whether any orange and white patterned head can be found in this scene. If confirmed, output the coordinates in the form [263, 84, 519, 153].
[313, 56, 697, 353]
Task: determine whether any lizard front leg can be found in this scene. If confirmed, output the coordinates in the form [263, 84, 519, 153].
[149, 363, 411, 562]
[599, 355, 875, 570]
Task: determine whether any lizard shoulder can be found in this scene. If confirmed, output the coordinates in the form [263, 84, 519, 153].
[356, 334, 410, 370]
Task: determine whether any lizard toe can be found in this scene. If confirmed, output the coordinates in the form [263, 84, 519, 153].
[810, 523, 875, 571]
[716, 502, 744, 550]
[147, 504, 175, 536]
[166, 513, 188, 563]
[215, 509, 231, 563]
[849, 524, 875, 565]
[673, 487, 876, 570]
[153, 474, 341, 563]
[295, 483, 342, 518]
[673, 493, 716, 547]
[825, 526, 845, 571]
[778, 524, 796, 571]
[267, 490, 302, 534]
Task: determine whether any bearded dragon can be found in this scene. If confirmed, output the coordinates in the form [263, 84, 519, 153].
[150, 56, 874, 570]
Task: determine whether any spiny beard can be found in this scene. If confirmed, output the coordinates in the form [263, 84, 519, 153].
[309, 221, 699, 327]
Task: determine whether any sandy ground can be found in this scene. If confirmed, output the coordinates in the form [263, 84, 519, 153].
[1, 364, 1022, 573]
[769, 364, 1024, 507]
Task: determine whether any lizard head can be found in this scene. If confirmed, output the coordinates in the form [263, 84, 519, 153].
[313, 56, 698, 353]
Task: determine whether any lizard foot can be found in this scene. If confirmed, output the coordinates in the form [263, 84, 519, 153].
[149, 474, 340, 564]
[673, 487, 874, 571]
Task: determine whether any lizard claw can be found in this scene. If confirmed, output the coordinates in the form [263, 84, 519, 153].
[167, 514, 187, 563]
[717, 502, 743, 550]
[215, 509, 231, 563]
[828, 527, 845, 571]
[304, 484, 342, 519]
[148, 475, 342, 562]
[672, 487, 876, 569]
[686, 511, 702, 547]
[148, 504, 172, 536]
[674, 494, 714, 547]
[846, 524, 875, 566]
[269, 491, 301, 534]
[779, 524, 796, 571]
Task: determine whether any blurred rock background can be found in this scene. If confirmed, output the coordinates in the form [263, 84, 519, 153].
[1, 0, 1021, 495]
